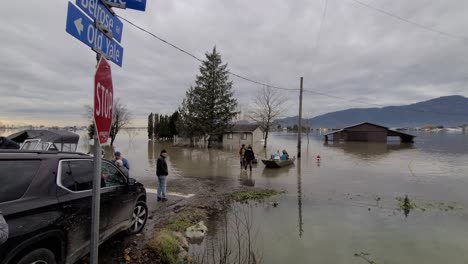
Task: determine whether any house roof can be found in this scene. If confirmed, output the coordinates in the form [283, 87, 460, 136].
[227, 124, 261, 133]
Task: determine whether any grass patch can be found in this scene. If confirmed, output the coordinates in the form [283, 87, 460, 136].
[396, 195, 416, 211]
[396, 196, 463, 213]
[165, 218, 194, 233]
[148, 229, 181, 264]
[232, 189, 284, 202]
[164, 208, 207, 232]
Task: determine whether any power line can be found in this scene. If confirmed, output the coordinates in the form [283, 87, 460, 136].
[350, 0, 467, 41]
[117, 15, 467, 117]
[117, 15, 297, 91]
[303, 89, 467, 116]
[313, 0, 329, 57]
[117, 15, 204, 62]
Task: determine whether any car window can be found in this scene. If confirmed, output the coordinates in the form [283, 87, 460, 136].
[101, 162, 126, 187]
[60, 160, 94, 192]
[0, 160, 41, 203]
[21, 140, 40, 150]
[48, 144, 58, 151]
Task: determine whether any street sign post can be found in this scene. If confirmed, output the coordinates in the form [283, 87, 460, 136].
[104, 0, 147, 11]
[66, 2, 124, 66]
[65, 0, 144, 262]
[94, 57, 113, 144]
[75, 0, 124, 42]
[90, 56, 113, 264]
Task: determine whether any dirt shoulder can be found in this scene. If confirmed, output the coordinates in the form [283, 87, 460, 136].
[88, 176, 266, 264]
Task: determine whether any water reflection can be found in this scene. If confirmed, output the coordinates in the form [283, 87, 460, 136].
[323, 142, 414, 158]
[296, 159, 303, 238]
[261, 165, 295, 178]
[239, 171, 255, 187]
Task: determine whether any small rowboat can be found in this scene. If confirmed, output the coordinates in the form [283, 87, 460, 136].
[261, 157, 296, 168]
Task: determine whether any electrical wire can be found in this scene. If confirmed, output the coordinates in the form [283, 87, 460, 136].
[350, 0, 467, 41]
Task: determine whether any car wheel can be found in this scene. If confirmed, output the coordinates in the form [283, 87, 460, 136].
[17, 248, 56, 264]
[128, 201, 148, 234]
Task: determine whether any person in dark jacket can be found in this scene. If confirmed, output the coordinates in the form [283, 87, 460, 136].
[0, 211, 8, 245]
[156, 149, 169, 202]
[244, 145, 255, 171]
[0, 137, 20, 149]
[239, 144, 246, 169]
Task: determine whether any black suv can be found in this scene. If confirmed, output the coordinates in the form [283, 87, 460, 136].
[0, 151, 148, 264]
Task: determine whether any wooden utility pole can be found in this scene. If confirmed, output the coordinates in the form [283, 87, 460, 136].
[297, 77, 303, 159]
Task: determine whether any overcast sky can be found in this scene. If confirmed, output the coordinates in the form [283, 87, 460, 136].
[1, 0, 468, 127]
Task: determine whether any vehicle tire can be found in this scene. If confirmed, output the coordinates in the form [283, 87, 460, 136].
[16, 248, 56, 264]
[127, 201, 148, 234]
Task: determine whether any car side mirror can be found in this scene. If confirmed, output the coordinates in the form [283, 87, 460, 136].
[128, 178, 136, 186]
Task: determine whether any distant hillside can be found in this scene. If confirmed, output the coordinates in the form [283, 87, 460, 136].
[277, 95, 468, 128]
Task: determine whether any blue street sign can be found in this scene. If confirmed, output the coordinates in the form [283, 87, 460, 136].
[66, 2, 124, 67]
[75, 0, 124, 43]
[105, 0, 146, 11]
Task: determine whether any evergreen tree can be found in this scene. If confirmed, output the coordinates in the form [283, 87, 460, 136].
[169, 111, 179, 137]
[178, 88, 202, 146]
[180, 47, 238, 147]
[160, 115, 171, 139]
[148, 113, 154, 139]
[153, 113, 160, 140]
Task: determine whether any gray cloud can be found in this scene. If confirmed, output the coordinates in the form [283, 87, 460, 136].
[1, 0, 468, 126]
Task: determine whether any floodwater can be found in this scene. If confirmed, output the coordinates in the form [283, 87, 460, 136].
[2, 128, 468, 263]
[82, 129, 468, 263]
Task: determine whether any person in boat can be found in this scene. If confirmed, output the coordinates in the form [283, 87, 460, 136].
[280, 150, 289, 160]
[0, 137, 19, 149]
[244, 145, 255, 171]
[239, 144, 246, 169]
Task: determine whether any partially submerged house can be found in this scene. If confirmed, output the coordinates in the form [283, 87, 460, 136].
[324, 122, 415, 143]
[223, 124, 263, 146]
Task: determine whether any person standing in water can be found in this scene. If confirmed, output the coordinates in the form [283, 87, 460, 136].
[156, 149, 169, 202]
[244, 145, 255, 171]
[239, 144, 246, 169]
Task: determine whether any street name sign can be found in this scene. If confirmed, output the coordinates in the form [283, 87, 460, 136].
[75, 0, 124, 43]
[94, 57, 113, 145]
[66, 2, 124, 66]
[105, 0, 146, 11]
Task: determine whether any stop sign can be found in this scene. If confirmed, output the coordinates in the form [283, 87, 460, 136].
[94, 57, 113, 145]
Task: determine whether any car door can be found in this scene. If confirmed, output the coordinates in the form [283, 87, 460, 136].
[101, 161, 136, 233]
[56, 159, 110, 262]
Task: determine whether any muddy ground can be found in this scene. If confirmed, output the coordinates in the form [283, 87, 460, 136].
[78, 176, 252, 264]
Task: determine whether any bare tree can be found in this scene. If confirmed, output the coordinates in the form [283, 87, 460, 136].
[84, 97, 132, 146]
[109, 98, 132, 146]
[248, 86, 287, 148]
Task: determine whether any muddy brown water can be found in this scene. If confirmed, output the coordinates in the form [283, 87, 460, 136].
[2, 128, 468, 263]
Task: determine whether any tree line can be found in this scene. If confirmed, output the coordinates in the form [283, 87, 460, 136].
[147, 112, 179, 140]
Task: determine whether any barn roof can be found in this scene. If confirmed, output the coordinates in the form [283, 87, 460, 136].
[323, 122, 415, 138]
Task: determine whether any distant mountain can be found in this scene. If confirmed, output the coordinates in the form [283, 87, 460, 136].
[277, 95, 468, 128]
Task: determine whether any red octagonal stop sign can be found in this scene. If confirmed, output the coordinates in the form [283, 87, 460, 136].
[94, 57, 113, 145]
